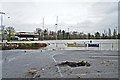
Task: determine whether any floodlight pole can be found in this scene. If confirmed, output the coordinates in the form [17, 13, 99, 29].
[68, 28, 69, 40]
[43, 17, 44, 40]
[55, 16, 58, 40]
[1, 15, 3, 27]
[55, 16, 58, 48]
[0, 12, 5, 42]
[116, 27, 117, 39]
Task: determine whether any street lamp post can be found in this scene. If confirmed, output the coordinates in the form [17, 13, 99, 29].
[68, 28, 69, 40]
[0, 12, 5, 42]
[43, 17, 44, 40]
[55, 16, 58, 48]
[55, 16, 58, 40]
[116, 27, 117, 39]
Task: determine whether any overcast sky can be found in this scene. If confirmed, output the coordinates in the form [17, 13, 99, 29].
[0, 0, 118, 33]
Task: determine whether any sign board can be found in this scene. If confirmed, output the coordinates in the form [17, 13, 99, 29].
[67, 43, 87, 47]
[3, 40, 7, 43]
[88, 44, 99, 47]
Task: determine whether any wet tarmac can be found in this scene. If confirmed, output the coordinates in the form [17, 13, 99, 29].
[2, 50, 118, 78]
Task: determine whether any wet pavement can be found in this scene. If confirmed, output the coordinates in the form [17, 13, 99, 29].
[2, 50, 118, 78]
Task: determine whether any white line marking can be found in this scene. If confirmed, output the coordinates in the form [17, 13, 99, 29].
[8, 57, 16, 62]
[32, 71, 40, 78]
[52, 54, 63, 78]
[24, 50, 44, 55]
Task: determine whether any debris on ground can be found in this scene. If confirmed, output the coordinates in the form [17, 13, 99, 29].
[97, 71, 101, 73]
[100, 61, 107, 64]
[90, 56, 95, 59]
[25, 71, 37, 76]
[34, 74, 41, 78]
[52, 49, 56, 51]
[25, 68, 37, 76]
[86, 62, 91, 66]
[48, 66, 51, 69]
[100, 60, 110, 64]
[41, 68, 44, 71]
[58, 61, 90, 67]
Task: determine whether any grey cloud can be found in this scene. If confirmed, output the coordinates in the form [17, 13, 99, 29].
[91, 2, 118, 14]
[0, 1, 118, 33]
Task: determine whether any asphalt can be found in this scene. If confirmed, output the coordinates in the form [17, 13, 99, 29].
[2, 49, 118, 78]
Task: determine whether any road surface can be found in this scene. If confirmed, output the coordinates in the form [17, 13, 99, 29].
[2, 49, 118, 78]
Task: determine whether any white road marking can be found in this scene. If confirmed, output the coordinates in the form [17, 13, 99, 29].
[24, 50, 44, 55]
[52, 54, 63, 78]
[71, 73, 87, 76]
[32, 71, 40, 78]
[8, 57, 16, 62]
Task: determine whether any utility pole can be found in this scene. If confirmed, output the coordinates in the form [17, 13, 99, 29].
[68, 28, 69, 40]
[55, 16, 58, 48]
[55, 16, 58, 40]
[116, 27, 117, 39]
[43, 17, 44, 40]
[0, 12, 5, 42]
[8, 17, 11, 42]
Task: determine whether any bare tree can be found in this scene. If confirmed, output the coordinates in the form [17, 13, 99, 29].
[95, 32, 100, 39]
[62, 30, 65, 39]
[108, 28, 111, 39]
[113, 29, 117, 39]
[6, 26, 15, 41]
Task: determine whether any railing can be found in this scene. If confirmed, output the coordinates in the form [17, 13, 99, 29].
[47, 42, 118, 51]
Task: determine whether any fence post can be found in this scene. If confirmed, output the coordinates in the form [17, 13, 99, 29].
[99, 43, 101, 50]
[112, 43, 113, 50]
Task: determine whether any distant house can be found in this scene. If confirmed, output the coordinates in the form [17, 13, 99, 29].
[15, 32, 39, 41]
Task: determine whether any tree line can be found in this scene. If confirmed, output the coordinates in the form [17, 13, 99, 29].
[0, 26, 119, 41]
[36, 28, 120, 40]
